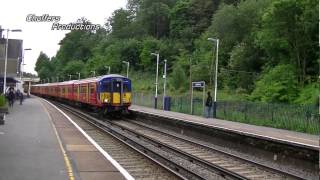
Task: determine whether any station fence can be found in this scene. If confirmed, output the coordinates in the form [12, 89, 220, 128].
[132, 92, 320, 134]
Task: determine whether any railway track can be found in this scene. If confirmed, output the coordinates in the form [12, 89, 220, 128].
[117, 119, 305, 180]
[52, 101, 303, 180]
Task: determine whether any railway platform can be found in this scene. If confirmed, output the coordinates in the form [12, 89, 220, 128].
[0, 97, 130, 180]
[129, 105, 319, 149]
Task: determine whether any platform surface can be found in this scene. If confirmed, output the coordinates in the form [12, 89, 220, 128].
[40, 98, 127, 180]
[0, 98, 68, 180]
[0, 97, 128, 180]
[130, 105, 319, 149]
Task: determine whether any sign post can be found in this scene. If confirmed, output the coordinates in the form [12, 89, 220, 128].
[191, 81, 206, 116]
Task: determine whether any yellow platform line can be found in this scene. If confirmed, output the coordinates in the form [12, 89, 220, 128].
[41, 101, 75, 180]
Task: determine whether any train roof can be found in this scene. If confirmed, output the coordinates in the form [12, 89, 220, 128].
[32, 74, 128, 87]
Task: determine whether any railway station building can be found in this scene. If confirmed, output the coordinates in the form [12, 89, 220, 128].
[0, 27, 23, 93]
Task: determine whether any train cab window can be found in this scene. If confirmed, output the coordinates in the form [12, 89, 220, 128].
[105, 81, 111, 92]
[113, 81, 121, 92]
[123, 83, 131, 92]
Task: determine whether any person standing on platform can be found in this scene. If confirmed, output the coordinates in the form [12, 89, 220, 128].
[19, 91, 24, 105]
[205, 91, 213, 118]
[8, 88, 15, 107]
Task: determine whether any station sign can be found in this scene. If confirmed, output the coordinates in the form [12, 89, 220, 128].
[192, 81, 205, 88]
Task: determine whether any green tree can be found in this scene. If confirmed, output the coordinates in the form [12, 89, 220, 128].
[56, 18, 103, 65]
[137, 0, 175, 38]
[169, 64, 188, 92]
[251, 64, 299, 103]
[35, 52, 50, 72]
[294, 83, 320, 105]
[256, 0, 318, 86]
[170, 0, 219, 50]
[139, 37, 161, 70]
[106, 8, 138, 39]
[35, 52, 54, 80]
[62, 61, 86, 78]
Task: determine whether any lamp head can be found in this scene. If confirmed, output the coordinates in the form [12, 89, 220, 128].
[207, 38, 218, 42]
[11, 29, 22, 32]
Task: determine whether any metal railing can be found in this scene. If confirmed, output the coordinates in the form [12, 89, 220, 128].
[132, 92, 320, 134]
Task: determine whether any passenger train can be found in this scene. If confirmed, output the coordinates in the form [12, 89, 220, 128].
[31, 74, 132, 114]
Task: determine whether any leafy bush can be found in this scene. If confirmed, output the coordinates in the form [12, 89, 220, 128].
[294, 83, 319, 105]
[250, 64, 299, 103]
[0, 95, 6, 107]
[169, 64, 188, 93]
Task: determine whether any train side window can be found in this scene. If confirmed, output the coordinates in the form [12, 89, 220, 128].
[90, 84, 95, 94]
[80, 86, 87, 93]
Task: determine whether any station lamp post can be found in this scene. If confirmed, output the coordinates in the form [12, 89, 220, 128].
[69, 74, 72, 80]
[151, 53, 160, 109]
[2, 28, 22, 94]
[104, 66, 111, 74]
[122, 61, 129, 78]
[163, 59, 167, 110]
[21, 48, 32, 80]
[22, 48, 32, 96]
[77, 72, 80, 80]
[207, 37, 219, 118]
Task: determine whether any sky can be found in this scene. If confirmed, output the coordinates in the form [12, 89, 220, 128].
[0, 0, 127, 74]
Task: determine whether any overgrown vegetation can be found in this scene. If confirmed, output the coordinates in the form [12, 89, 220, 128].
[0, 95, 6, 107]
[34, 0, 318, 105]
[33, 0, 319, 133]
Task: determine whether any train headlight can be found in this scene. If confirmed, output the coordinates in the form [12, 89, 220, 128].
[104, 98, 109, 103]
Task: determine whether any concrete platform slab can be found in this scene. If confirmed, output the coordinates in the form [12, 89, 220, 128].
[58, 128, 91, 145]
[66, 144, 97, 151]
[40, 98, 130, 180]
[0, 97, 68, 180]
[72, 151, 119, 172]
[79, 172, 126, 180]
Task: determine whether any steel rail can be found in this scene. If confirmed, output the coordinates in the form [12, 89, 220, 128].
[125, 119, 305, 180]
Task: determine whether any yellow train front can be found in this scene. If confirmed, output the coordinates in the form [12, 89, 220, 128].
[97, 74, 132, 114]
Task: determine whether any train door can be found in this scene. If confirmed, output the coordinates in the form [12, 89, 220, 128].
[112, 79, 123, 105]
[80, 84, 88, 103]
[89, 83, 97, 105]
[73, 85, 78, 101]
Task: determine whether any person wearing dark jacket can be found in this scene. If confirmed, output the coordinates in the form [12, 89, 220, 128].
[19, 91, 24, 105]
[8, 88, 15, 107]
[205, 91, 213, 118]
